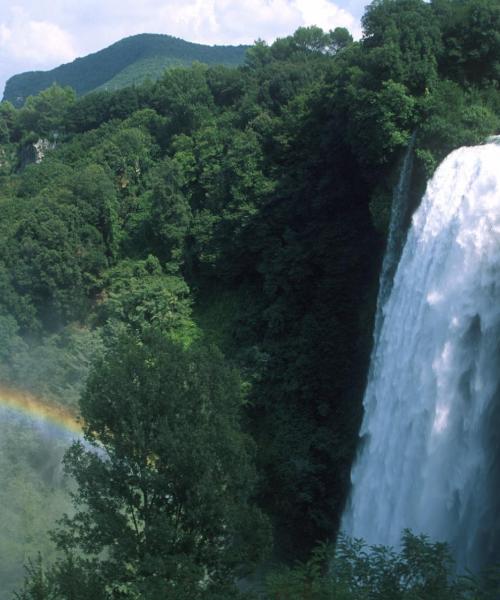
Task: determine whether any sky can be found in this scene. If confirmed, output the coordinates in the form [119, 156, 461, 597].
[0, 0, 369, 98]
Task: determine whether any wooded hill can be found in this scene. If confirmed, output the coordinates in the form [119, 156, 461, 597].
[3, 33, 248, 106]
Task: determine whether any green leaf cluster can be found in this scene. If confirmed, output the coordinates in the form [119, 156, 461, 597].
[266, 532, 500, 599]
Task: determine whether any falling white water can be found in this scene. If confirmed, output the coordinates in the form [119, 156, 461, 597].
[342, 141, 500, 571]
[373, 134, 415, 345]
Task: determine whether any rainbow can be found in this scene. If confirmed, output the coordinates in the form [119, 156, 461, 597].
[0, 385, 82, 437]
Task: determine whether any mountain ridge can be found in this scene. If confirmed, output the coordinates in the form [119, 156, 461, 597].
[3, 33, 249, 106]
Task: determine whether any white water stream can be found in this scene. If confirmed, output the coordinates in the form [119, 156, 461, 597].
[342, 141, 500, 570]
[373, 133, 415, 344]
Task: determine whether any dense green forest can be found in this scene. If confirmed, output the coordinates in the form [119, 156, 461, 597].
[1, 0, 500, 597]
[2, 34, 248, 107]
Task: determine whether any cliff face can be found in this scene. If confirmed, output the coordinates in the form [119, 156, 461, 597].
[18, 138, 56, 170]
[0, 147, 9, 171]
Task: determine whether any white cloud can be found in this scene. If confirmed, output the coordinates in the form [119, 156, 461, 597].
[0, 6, 77, 65]
[96, 0, 361, 46]
[57, 0, 361, 50]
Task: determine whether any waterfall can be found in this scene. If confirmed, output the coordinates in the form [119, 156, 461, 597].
[373, 134, 415, 344]
[342, 140, 500, 571]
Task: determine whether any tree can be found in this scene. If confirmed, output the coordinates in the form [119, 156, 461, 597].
[329, 27, 354, 54]
[71, 164, 120, 259]
[151, 64, 215, 136]
[361, 0, 442, 94]
[3, 194, 107, 329]
[148, 158, 191, 267]
[416, 80, 500, 175]
[434, 0, 500, 86]
[16, 84, 76, 139]
[98, 256, 197, 344]
[42, 331, 269, 598]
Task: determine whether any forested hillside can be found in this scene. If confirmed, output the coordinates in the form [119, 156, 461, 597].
[2, 33, 248, 106]
[0, 0, 499, 597]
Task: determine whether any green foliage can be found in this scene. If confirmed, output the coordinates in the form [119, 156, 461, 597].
[15, 554, 107, 600]
[0, 117, 9, 144]
[148, 158, 191, 265]
[94, 56, 197, 92]
[362, 0, 442, 94]
[416, 80, 500, 174]
[330, 27, 354, 53]
[151, 64, 215, 135]
[98, 256, 197, 344]
[15, 85, 76, 140]
[44, 332, 269, 597]
[172, 123, 274, 277]
[272, 26, 353, 58]
[336, 77, 416, 167]
[266, 532, 498, 600]
[0, 191, 107, 329]
[435, 0, 500, 87]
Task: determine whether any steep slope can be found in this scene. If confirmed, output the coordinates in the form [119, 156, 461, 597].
[94, 56, 191, 92]
[3, 33, 249, 106]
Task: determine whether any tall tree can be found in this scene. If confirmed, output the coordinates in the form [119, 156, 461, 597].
[22, 332, 269, 598]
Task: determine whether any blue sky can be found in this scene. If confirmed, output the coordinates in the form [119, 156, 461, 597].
[0, 0, 369, 98]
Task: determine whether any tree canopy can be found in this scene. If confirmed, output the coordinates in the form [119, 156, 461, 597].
[19, 332, 269, 599]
